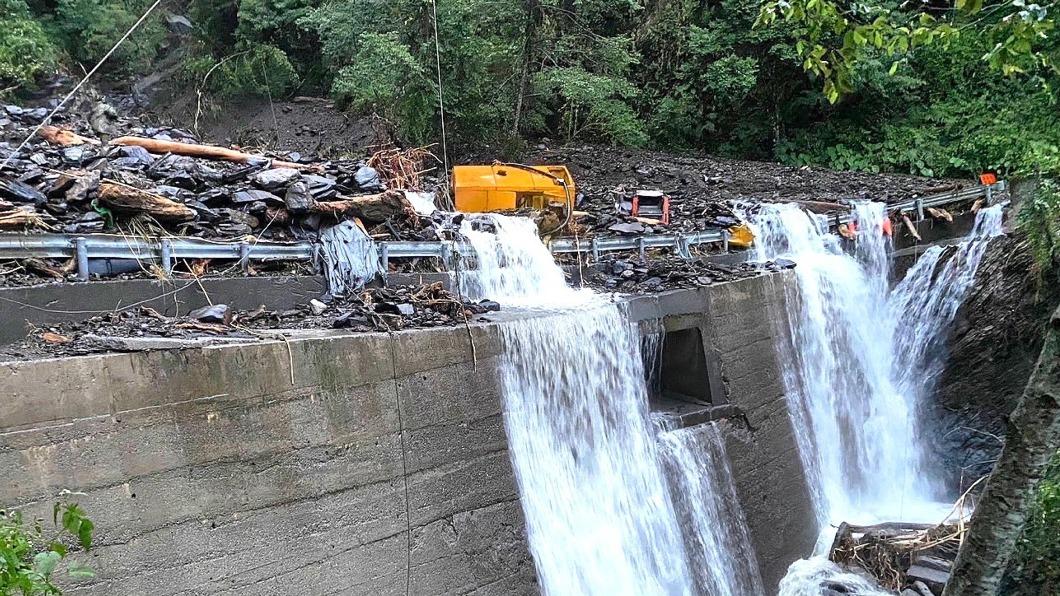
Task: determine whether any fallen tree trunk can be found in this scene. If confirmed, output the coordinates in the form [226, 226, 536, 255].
[788, 199, 846, 213]
[312, 190, 417, 224]
[40, 125, 99, 147]
[943, 305, 1060, 596]
[927, 207, 954, 222]
[110, 136, 311, 170]
[98, 182, 196, 221]
[0, 208, 54, 229]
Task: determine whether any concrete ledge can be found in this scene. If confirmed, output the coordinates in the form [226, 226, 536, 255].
[0, 274, 814, 595]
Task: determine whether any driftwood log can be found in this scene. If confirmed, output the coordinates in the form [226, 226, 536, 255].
[110, 136, 311, 170]
[98, 182, 196, 221]
[312, 190, 417, 224]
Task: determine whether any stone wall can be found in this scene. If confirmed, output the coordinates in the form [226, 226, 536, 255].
[0, 325, 534, 595]
[0, 274, 816, 595]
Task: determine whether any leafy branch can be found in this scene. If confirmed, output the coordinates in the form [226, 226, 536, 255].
[1, 499, 95, 595]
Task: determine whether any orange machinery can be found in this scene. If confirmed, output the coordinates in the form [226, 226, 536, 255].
[452, 163, 575, 213]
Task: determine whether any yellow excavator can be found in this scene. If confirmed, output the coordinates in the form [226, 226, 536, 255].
[451, 162, 753, 248]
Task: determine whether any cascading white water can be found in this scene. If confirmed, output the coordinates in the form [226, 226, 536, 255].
[748, 203, 1005, 593]
[749, 202, 925, 524]
[460, 213, 695, 595]
[889, 206, 1005, 400]
[460, 213, 768, 595]
[659, 424, 766, 596]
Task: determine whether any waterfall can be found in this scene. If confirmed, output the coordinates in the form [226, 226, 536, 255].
[748, 201, 923, 524]
[889, 206, 1005, 401]
[459, 213, 764, 595]
[747, 203, 1005, 592]
[659, 424, 766, 596]
[460, 213, 694, 595]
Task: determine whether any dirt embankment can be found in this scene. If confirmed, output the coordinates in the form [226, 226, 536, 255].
[927, 235, 1060, 489]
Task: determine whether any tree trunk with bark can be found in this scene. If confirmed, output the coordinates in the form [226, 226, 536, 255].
[943, 305, 1060, 596]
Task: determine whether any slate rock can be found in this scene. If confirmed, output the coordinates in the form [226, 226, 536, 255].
[251, 167, 300, 191]
[232, 189, 284, 206]
[284, 181, 315, 214]
[165, 14, 194, 34]
[354, 166, 382, 190]
[0, 178, 45, 205]
[608, 222, 645, 234]
[302, 174, 337, 199]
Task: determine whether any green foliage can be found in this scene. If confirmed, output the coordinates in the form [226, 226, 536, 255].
[0, 501, 94, 595]
[756, 0, 1057, 103]
[1005, 453, 1060, 594]
[533, 65, 647, 146]
[329, 32, 432, 141]
[1016, 180, 1060, 274]
[776, 30, 1060, 177]
[0, 0, 60, 93]
[186, 45, 300, 100]
[53, 0, 165, 74]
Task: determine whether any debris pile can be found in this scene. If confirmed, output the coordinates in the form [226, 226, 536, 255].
[578, 255, 791, 293]
[524, 145, 969, 237]
[2, 282, 499, 359]
[0, 102, 441, 242]
[828, 521, 965, 596]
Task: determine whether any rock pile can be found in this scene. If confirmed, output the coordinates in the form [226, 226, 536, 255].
[0, 101, 440, 241]
[2, 282, 499, 359]
[578, 254, 793, 293]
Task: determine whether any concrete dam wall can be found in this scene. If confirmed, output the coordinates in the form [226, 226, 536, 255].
[0, 273, 816, 594]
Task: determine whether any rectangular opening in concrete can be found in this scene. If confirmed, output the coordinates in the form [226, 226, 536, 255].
[659, 327, 713, 404]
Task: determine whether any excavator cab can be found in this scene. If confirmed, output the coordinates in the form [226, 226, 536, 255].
[452, 164, 575, 213]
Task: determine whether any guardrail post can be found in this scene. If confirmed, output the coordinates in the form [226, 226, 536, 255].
[239, 242, 250, 273]
[986, 184, 994, 205]
[75, 237, 89, 281]
[915, 198, 925, 221]
[678, 235, 691, 260]
[160, 239, 173, 275]
[380, 243, 390, 285]
[591, 237, 600, 261]
[722, 230, 730, 253]
[441, 242, 453, 269]
[637, 237, 646, 261]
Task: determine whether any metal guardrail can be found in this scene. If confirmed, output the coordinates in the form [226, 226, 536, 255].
[0, 182, 1004, 280]
[833, 181, 1005, 225]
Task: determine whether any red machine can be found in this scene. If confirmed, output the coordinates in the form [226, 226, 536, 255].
[630, 190, 671, 225]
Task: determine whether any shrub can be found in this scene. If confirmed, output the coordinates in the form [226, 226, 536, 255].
[0, 501, 95, 594]
[54, 0, 165, 75]
[186, 44, 300, 99]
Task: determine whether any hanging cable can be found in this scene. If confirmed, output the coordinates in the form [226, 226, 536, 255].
[430, 0, 450, 176]
[1, 0, 165, 170]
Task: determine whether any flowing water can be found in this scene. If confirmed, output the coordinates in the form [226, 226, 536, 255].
[747, 203, 1005, 592]
[460, 213, 759, 596]
[748, 202, 923, 524]
[460, 214, 692, 594]
[659, 424, 766, 596]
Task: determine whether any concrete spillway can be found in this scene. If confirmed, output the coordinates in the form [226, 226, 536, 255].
[0, 268, 816, 594]
[0, 199, 1003, 595]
